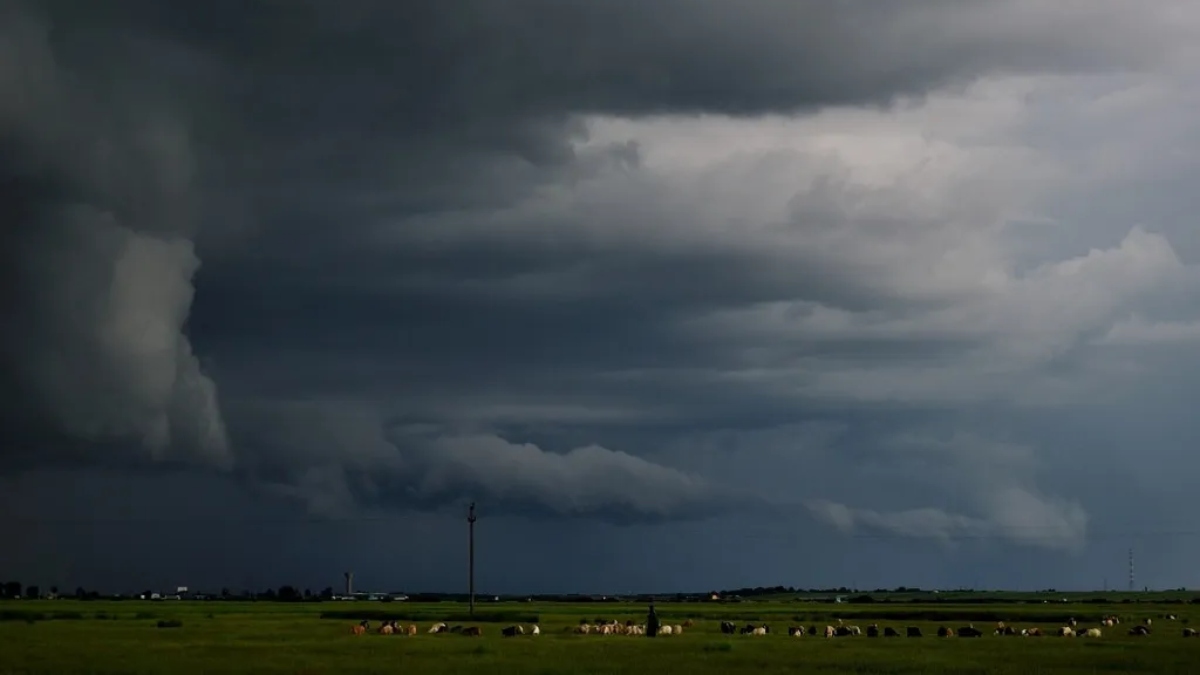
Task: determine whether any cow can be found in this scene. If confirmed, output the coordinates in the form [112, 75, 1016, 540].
[1081, 628, 1102, 638]
[824, 625, 836, 638]
[530, 625, 540, 635]
[449, 625, 463, 633]
[835, 626, 853, 637]
[866, 624, 879, 638]
[995, 625, 1017, 636]
[1182, 627, 1197, 637]
[406, 624, 417, 636]
[957, 625, 982, 638]
[1057, 627, 1075, 637]
[937, 626, 953, 637]
[660, 625, 673, 636]
[429, 623, 447, 634]
[1144, 618, 1153, 626]
[807, 626, 818, 635]
[906, 626, 922, 637]
[378, 623, 394, 635]
[787, 626, 804, 636]
[884, 626, 900, 637]
[720, 621, 736, 634]
[352, 623, 366, 636]
[501, 625, 524, 637]
[682, 619, 695, 628]
[1026, 628, 1042, 637]
[1129, 625, 1151, 636]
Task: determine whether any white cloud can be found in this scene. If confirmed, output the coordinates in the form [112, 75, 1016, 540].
[1095, 315, 1200, 346]
[807, 433, 1088, 552]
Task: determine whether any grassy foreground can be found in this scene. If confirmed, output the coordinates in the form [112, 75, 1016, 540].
[1, 599, 1197, 674]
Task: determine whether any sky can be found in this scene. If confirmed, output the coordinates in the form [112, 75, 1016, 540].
[4, 0, 1200, 596]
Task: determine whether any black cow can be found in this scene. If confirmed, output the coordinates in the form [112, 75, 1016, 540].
[720, 621, 736, 634]
[501, 625, 524, 637]
[884, 626, 900, 637]
[907, 626, 922, 637]
[957, 625, 983, 637]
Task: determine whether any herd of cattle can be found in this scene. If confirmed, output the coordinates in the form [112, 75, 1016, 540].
[351, 613, 1200, 639]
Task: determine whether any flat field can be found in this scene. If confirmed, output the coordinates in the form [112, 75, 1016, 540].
[1, 597, 1197, 674]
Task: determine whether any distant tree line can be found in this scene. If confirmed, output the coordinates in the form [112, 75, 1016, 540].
[4, 580, 1199, 604]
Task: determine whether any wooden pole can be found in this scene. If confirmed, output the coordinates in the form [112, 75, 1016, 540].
[468, 502, 477, 616]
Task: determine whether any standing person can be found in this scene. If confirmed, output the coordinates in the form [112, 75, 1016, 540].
[646, 600, 660, 637]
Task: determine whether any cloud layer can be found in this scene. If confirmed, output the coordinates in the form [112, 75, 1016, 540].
[4, 0, 1200, 590]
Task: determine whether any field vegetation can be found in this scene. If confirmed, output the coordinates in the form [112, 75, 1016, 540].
[1, 594, 1198, 674]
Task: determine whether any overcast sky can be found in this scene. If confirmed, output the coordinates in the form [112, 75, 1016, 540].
[4, 0, 1200, 595]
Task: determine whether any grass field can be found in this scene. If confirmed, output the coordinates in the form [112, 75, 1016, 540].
[1, 598, 1198, 674]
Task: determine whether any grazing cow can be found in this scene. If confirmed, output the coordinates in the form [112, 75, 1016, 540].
[1129, 625, 1151, 636]
[835, 626, 853, 637]
[1182, 627, 1197, 637]
[530, 625, 540, 635]
[1144, 618, 1153, 626]
[751, 626, 767, 636]
[1068, 617, 1077, 627]
[720, 621, 736, 634]
[660, 625, 673, 636]
[1165, 614, 1177, 621]
[683, 619, 694, 628]
[824, 625, 836, 638]
[1026, 628, 1042, 637]
[957, 625, 982, 638]
[1102, 618, 1114, 627]
[460, 626, 480, 637]
[406, 624, 417, 636]
[807, 626, 817, 635]
[937, 626, 952, 637]
[1057, 627, 1075, 637]
[787, 626, 804, 636]
[352, 623, 366, 636]
[906, 626, 922, 637]
[501, 625, 525, 637]
[884, 626, 900, 637]
[995, 625, 1017, 636]
[429, 623, 447, 634]
[672, 625, 683, 635]
[378, 623, 394, 635]
[866, 624, 879, 638]
[1081, 628, 1102, 638]
[449, 625, 463, 633]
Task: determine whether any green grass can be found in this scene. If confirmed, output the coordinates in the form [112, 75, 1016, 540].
[0, 599, 1197, 674]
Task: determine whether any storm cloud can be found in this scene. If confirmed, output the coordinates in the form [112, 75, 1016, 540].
[4, 0, 1200, 592]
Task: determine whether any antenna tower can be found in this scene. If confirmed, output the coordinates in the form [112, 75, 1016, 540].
[1128, 547, 1135, 593]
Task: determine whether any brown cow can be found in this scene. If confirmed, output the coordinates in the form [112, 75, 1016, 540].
[463, 626, 482, 637]
[352, 624, 366, 635]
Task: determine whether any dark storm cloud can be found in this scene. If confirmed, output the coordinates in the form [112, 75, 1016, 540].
[3, 0, 1198, 542]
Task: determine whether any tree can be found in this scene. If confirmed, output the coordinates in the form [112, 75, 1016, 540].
[277, 585, 300, 602]
[2, 582, 21, 599]
[75, 587, 87, 599]
[320, 587, 334, 600]
[221, 587, 231, 599]
[25, 585, 40, 599]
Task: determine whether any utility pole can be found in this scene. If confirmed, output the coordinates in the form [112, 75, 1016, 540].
[468, 502, 477, 616]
